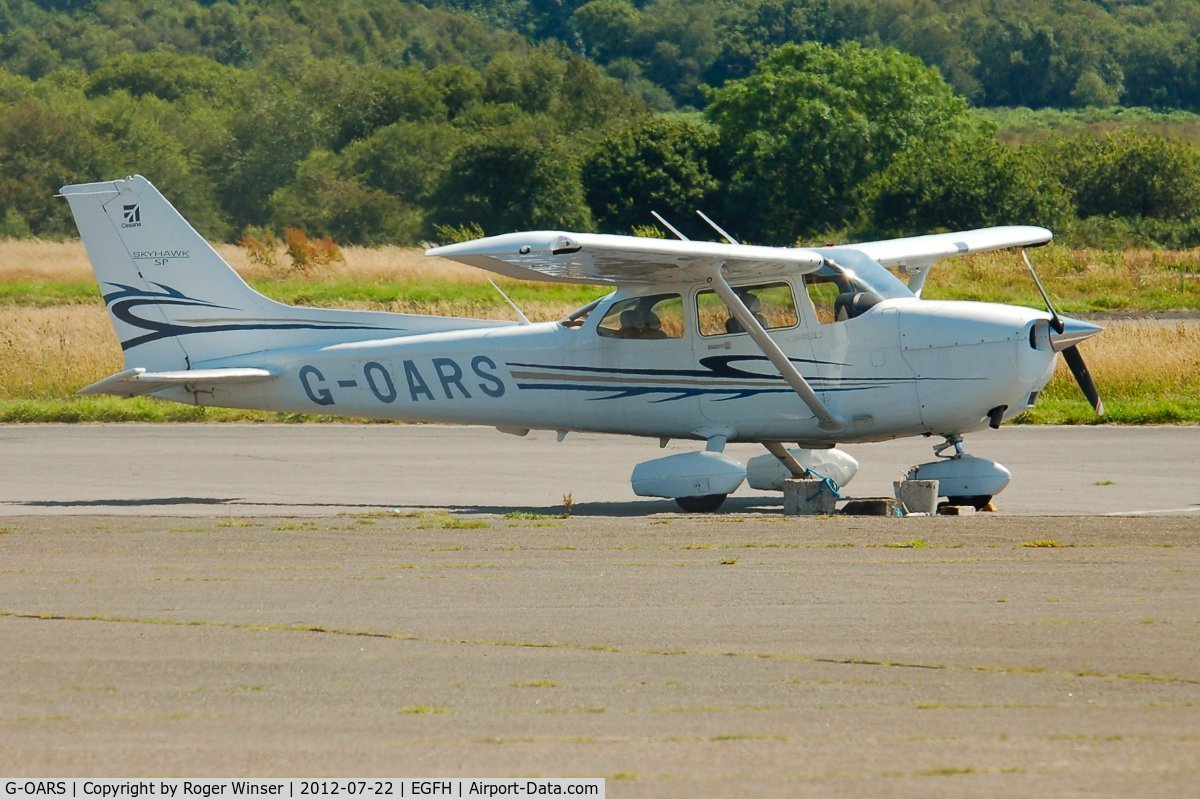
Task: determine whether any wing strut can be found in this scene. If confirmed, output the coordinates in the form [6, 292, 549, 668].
[763, 442, 810, 477]
[709, 266, 846, 432]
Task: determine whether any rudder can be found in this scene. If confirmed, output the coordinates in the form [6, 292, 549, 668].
[60, 175, 278, 371]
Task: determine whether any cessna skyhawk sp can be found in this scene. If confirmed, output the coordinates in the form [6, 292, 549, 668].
[60, 176, 1102, 512]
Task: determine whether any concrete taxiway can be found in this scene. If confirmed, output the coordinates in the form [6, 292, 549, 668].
[1, 423, 1197, 795]
[1, 513, 1198, 795]
[0, 423, 1197, 516]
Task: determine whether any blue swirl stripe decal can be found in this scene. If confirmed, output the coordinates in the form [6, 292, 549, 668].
[102, 283, 403, 350]
[507, 356, 976, 403]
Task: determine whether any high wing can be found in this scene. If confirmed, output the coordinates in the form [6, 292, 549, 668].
[839, 225, 1052, 295]
[845, 225, 1052, 268]
[427, 231, 826, 285]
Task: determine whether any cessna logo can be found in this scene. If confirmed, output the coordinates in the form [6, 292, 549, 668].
[121, 204, 142, 228]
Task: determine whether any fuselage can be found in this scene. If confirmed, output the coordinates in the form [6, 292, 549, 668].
[180, 283, 1059, 445]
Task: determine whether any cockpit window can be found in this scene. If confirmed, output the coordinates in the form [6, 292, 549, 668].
[696, 282, 798, 337]
[804, 248, 913, 324]
[597, 293, 684, 339]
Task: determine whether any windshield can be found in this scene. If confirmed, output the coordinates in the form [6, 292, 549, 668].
[559, 293, 611, 329]
[810, 247, 914, 299]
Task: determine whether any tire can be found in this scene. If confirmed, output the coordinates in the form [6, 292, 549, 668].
[944, 495, 993, 510]
[674, 493, 727, 513]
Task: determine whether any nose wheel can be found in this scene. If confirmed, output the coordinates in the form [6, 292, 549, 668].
[942, 494, 995, 510]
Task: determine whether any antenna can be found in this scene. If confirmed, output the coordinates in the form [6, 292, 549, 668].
[696, 210, 739, 244]
[650, 211, 689, 241]
[487, 277, 531, 325]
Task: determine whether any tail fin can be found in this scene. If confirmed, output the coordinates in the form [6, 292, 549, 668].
[59, 175, 405, 371]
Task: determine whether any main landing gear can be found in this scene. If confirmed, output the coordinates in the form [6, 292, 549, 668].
[674, 494, 728, 513]
[906, 434, 1011, 510]
[631, 428, 746, 513]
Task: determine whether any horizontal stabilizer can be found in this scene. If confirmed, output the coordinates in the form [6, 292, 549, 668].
[78, 367, 276, 397]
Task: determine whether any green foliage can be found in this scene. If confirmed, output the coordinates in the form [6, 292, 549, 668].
[706, 41, 971, 242]
[425, 130, 592, 238]
[862, 130, 1073, 236]
[270, 152, 414, 246]
[1, 1, 1200, 248]
[431, 0, 1200, 113]
[581, 115, 718, 233]
[0, 96, 112, 237]
[573, 0, 639, 63]
[85, 52, 239, 102]
[333, 66, 449, 149]
[1039, 132, 1200, 222]
[431, 221, 486, 245]
[343, 121, 467, 205]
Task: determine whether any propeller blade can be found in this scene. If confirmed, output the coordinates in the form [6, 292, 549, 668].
[1062, 344, 1104, 416]
[1023, 249, 1103, 416]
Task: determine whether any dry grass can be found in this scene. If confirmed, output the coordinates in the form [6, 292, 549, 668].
[0, 238, 96, 283]
[1038, 320, 1200, 419]
[7, 239, 1199, 308]
[232, 243, 491, 285]
[1061, 321, 1200, 390]
[922, 247, 1200, 311]
[0, 237, 497, 286]
[0, 305, 121, 398]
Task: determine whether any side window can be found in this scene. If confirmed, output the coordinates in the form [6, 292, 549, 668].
[804, 274, 843, 324]
[696, 282, 798, 337]
[597, 293, 684, 339]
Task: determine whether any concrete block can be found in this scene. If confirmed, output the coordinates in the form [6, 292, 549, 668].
[841, 497, 900, 516]
[894, 479, 939, 515]
[783, 478, 837, 516]
[937, 504, 976, 516]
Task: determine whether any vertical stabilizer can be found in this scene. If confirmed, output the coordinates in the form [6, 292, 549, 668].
[59, 175, 409, 371]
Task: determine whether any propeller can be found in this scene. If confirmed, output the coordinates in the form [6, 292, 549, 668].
[1021, 250, 1105, 415]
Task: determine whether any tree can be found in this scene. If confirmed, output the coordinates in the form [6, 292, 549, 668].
[1040, 132, 1200, 222]
[572, 0, 639, 63]
[85, 52, 239, 102]
[705, 0, 833, 87]
[343, 120, 466, 206]
[862, 129, 1073, 236]
[90, 91, 231, 240]
[705, 41, 971, 243]
[0, 96, 111, 237]
[581, 115, 718, 233]
[483, 49, 565, 114]
[425, 130, 592, 237]
[270, 150, 415, 245]
[333, 66, 447, 150]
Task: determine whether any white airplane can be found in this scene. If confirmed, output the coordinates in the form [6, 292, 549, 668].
[60, 175, 1103, 512]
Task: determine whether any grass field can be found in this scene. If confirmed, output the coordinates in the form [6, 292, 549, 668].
[983, 106, 1200, 147]
[1, 239, 1197, 424]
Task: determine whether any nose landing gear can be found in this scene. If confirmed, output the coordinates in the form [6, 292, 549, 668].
[907, 434, 1011, 510]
